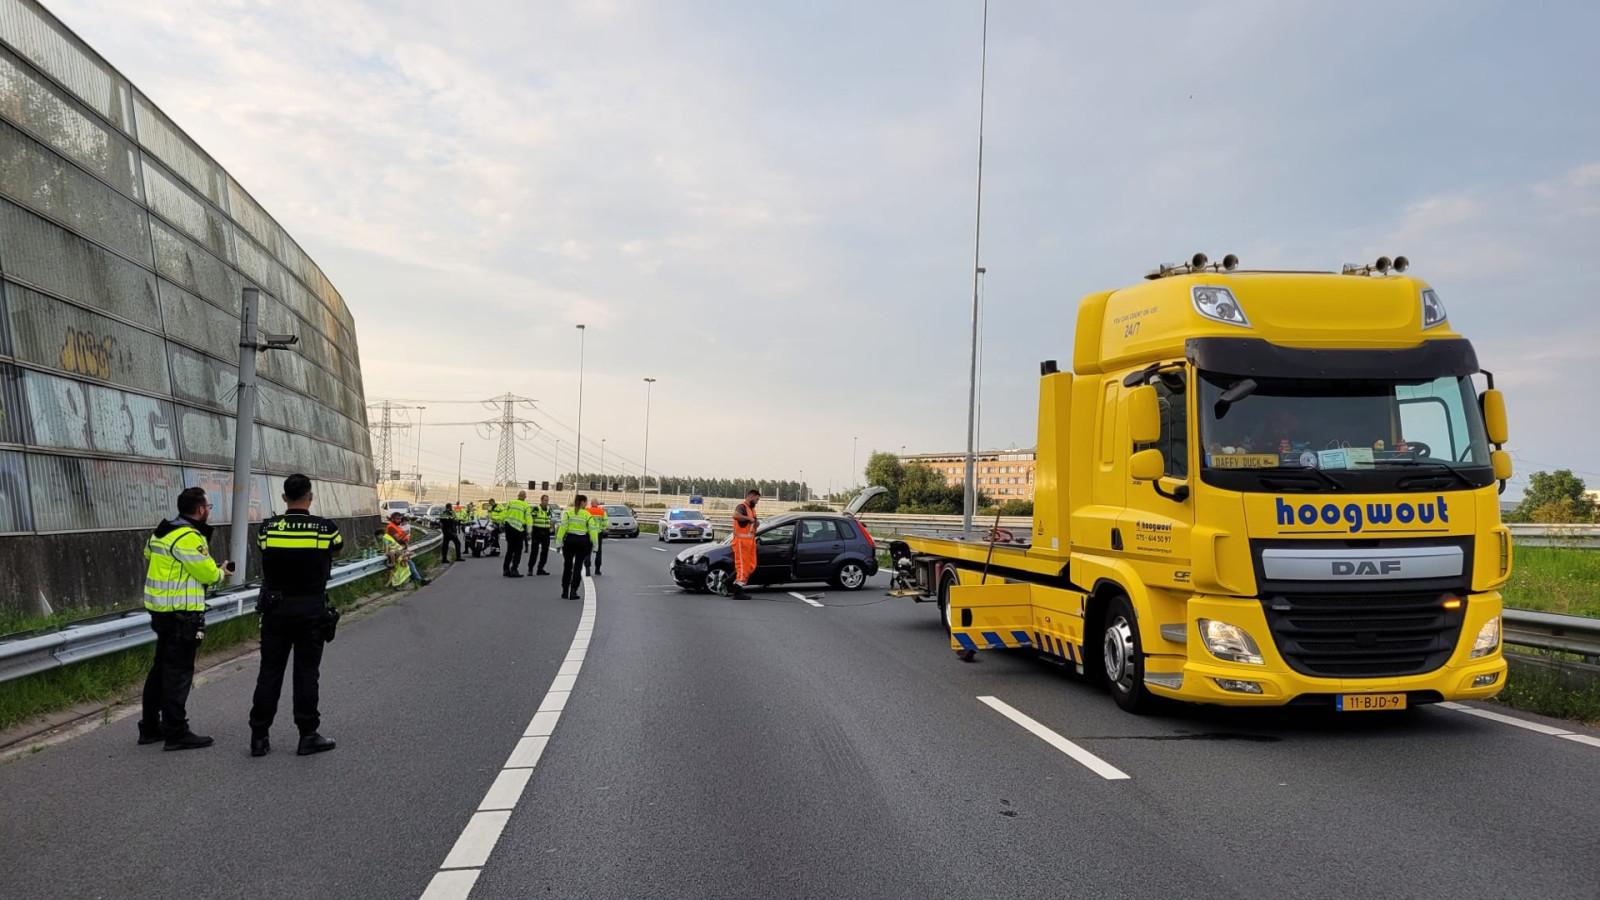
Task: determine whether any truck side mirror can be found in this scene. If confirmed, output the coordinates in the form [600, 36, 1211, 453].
[1128, 385, 1161, 444]
[1491, 449, 1512, 482]
[1481, 389, 1508, 445]
[1130, 448, 1165, 481]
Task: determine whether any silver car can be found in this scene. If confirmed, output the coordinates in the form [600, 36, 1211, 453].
[604, 505, 640, 538]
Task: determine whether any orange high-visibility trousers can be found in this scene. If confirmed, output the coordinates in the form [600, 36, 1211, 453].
[732, 535, 756, 584]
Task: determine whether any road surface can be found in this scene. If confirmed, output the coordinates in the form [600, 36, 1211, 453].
[2, 537, 1597, 899]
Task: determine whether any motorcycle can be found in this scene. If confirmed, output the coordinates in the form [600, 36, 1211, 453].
[467, 517, 501, 557]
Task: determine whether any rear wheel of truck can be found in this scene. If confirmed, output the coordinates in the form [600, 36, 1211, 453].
[937, 568, 958, 634]
[1102, 595, 1152, 713]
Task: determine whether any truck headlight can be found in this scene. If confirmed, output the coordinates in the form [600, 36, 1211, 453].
[1198, 618, 1264, 665]
[1470, 615, 1500, 658]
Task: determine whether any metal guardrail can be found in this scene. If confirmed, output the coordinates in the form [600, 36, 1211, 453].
[1506, 523, 1600, 549]
[0, 532, 440, 685]
[1503, 608, 1600, 664]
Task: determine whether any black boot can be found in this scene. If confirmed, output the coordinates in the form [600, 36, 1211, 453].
[250, 733, 271, 757]
[297, 733, 336, 756]
[137, 721, 163, 746]
[164, 731, 214, 751]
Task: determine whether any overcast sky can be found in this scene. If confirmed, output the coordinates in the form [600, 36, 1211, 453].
[49, 0, 1600, 495]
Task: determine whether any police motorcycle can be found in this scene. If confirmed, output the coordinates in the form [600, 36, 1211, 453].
[467, 517, 500, 557]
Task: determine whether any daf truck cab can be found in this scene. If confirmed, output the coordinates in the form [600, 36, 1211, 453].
[890, 255, 1512, 713]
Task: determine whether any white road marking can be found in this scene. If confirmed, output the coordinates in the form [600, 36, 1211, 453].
[505, 736, 549, 768]
[1441, 701, 1600, 749]
[419, 870, 480, 900]
[789, 591, 824, 607]
[1439, 701, 1574, 735]
[977, 696, 1130, 781]
[478, 769, 534, 811]
[440, 811, 512, 868]
[524, 710, 560, 737]
[653, 547, 669, 552]
[422, 576, 596, 898]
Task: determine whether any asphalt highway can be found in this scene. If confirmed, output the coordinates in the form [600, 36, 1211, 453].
[2, 537, 1597, 899]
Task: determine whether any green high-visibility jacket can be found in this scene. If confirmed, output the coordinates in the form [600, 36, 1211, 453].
[530, 504, 554, 529]
[143, 518, 224, 612]
[556, 508, 600, 541]
[501, 498, 532, 532]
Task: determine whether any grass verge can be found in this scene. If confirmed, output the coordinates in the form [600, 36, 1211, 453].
[0, 547, 441, 734]
[1502, 546, 1600, 618]
[1493, 653, 1600, 726]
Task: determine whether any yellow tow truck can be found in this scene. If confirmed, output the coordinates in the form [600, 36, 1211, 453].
[887, 254, 1513, 713]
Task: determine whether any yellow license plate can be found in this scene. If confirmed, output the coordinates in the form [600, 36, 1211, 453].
[1337, 693, 1407, 712]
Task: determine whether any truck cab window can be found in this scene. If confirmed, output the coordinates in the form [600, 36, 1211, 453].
[1135, 372, 1189, 480]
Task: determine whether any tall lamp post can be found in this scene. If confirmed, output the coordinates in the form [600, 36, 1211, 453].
[641, 377, 656, 507]
[852, 436, 859, 490]
[962, 0, 990, 536]
[574, 324, 586, 493]
[413, 405, 426, 500]
[456, 441, 464, 504]
[600, 438, 607, 495]
[228, 287, 297, 587]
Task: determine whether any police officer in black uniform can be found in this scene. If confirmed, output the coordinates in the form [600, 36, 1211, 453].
[438, 501, 462, 563]
[248, 474, 341, 757]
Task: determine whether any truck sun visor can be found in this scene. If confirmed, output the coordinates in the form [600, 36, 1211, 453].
[1185, 337, 1479, 380]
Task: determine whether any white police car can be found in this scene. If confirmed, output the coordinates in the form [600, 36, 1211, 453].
[657, 508, 714, 543]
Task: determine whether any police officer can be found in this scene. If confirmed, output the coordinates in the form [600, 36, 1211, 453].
[438, 499, 462, 564]
[138, 486, 233, 751]
[501, 490, 532, 577]
[249, 474, 341, 757]
[557, 494, 599, 599]
[528, 493, 555, 575]
[584, 498, 609, 576]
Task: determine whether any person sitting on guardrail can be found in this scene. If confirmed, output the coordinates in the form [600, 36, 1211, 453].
[379, 528, 426, 590]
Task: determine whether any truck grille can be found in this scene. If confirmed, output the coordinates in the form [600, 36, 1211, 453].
[1261, 592, 1465, 679]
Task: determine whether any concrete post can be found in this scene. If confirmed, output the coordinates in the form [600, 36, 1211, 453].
[228, 288, 260, 588]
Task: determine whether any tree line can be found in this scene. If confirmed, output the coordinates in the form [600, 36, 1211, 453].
[549, 473, 811, 501]
[1504, 469, 1599, 523]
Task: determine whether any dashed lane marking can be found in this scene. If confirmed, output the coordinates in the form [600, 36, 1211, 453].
[420, 576, 596, 899]
[788, 591, 824, 607]
[1441, 701, 1600, 749]
[977, 696, 1131, 781]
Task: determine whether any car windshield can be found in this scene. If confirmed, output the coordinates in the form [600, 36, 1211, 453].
[606, 506, 631, 516]
[1199, 372, 1493, 489]
[669, 510, 705, 521]
[387, 501, 410, 511]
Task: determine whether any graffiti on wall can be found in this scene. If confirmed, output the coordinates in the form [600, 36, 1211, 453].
[24, 370, 176, 460]
[59, 325, 118, 380]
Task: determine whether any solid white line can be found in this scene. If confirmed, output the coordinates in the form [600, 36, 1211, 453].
[977, 696, 1130, 781]
[1440, 701, 1573, 736]
[1560, 733, 1600, 749]
[420, 870, 480, 900]
[505, 736, 549, 768]
[524, 711, 560, 737]
[440, 811, 512, 869]
[788, 591, 823, 607]
[478, 769, 534, 811]
[422, 578, 598, 899]
[653, 547, 668, 552]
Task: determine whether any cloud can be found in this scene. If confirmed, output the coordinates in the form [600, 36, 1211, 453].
[43, 0, 1600, 492]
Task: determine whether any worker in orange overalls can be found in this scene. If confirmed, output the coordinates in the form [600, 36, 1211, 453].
[729, 489, 760, 599]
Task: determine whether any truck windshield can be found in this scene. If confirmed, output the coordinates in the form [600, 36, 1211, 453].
[1198, 372, 1493, 489]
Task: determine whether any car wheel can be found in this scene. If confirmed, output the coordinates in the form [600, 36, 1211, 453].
[703, 565, 732, 595]
[832, 560, 868, 591]
[1102, 594, 1152, 714]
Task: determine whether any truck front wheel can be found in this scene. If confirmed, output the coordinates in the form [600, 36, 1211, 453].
[1102, 595, 1152, 713]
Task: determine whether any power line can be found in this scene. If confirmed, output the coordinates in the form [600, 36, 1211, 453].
[366, 400, 422, 480]
[483, 394, 538, 486]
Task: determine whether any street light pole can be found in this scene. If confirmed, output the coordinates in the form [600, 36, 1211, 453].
[574, 324, 586, 493]
[641, 377, 656, 507]
[456, 441, 464, 504]
[414, 405, 426, 500]
[600, 438, 606, 495]
[962, 0, 990, 536]
[852, 436, 859, 489]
